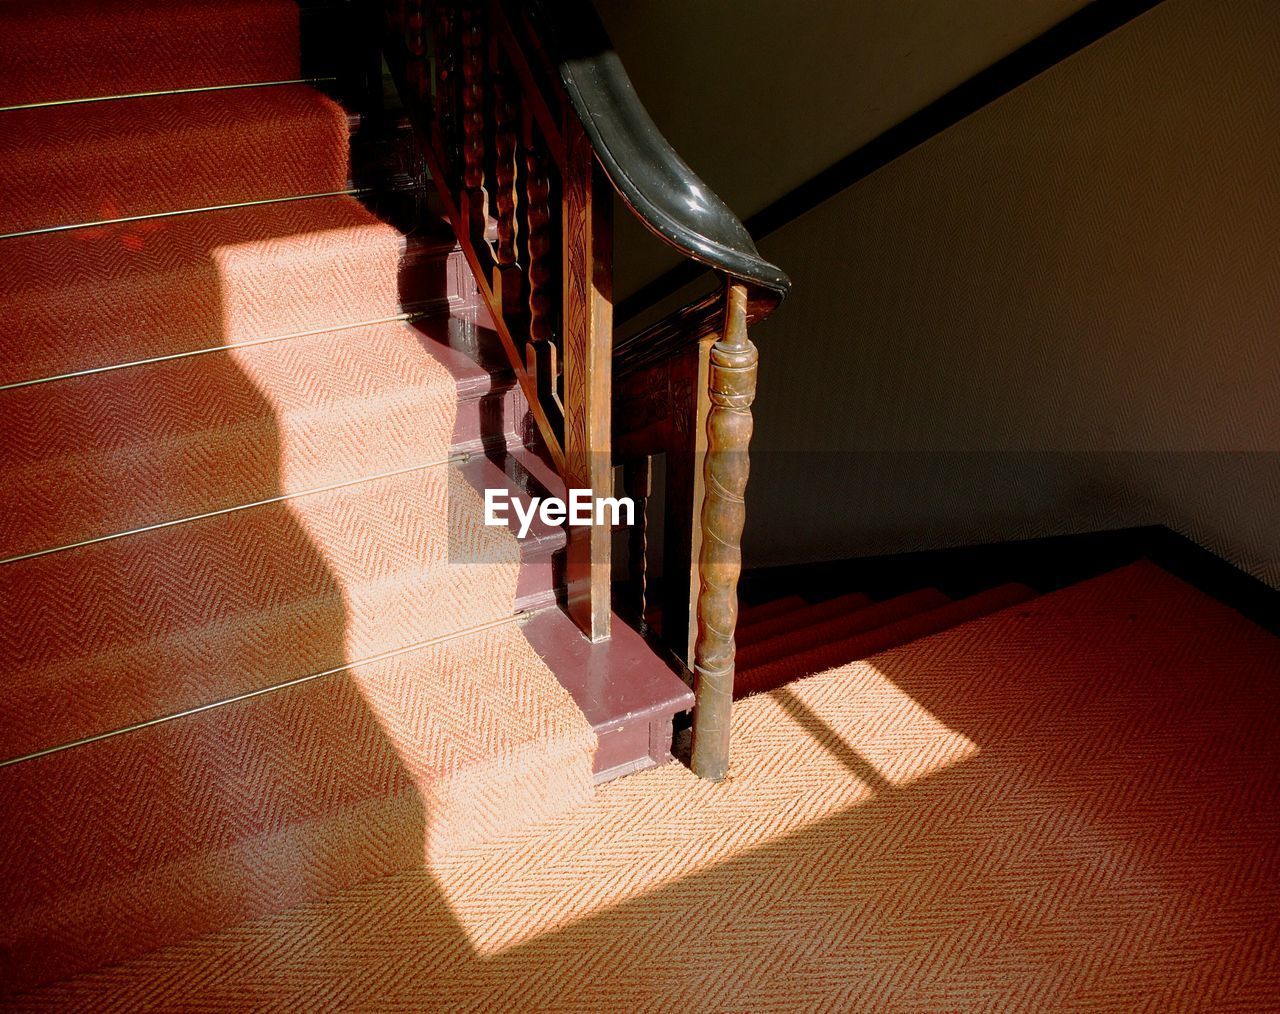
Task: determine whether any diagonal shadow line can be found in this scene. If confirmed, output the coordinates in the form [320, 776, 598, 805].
[771, 686, 894, 793]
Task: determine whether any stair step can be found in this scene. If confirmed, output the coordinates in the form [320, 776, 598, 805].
[522, 608, 695, 783]
[737, 583, 1037, 698]
[737, 594, 808, 627]
[1, 84, 352, 236]
[455, 448, 568, 612]
[0, 0, 303, 108]
[0, 463, 562, 764]
[737, 588, 950, 673]
[0, 195, 458, 387]
[738, 591, 875, 648]
[0, 317, 525, 562]
[0, 618, 596, 993]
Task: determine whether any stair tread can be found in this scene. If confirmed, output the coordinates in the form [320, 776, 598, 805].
[0, 463, 563, 761]
[737, 583, 1037, 698]
[0, 195, 447, 386]
[522, 608, 693, 734]
[0, 84, 351, 235]
[737, 588, 950, 672]
[0, 0, 302, 108]
[0, 619, 596, 988]
[0, 318, 526, 560]
[738, 590, 876, 648]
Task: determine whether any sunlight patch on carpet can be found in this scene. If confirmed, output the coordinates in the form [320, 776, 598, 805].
[428, 659, 979, 955]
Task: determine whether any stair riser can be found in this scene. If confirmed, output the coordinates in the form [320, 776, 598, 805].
[738, 589, 949, 671]
[401, 243, 482, 318]
[592, 715, 678, 783]
[0, 332, 520, 563]
[738, 584, 1036, 698]
[738, 591, 875, 649]
[1, 93, 361, 237]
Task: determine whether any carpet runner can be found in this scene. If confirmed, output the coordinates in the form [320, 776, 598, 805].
[16, 562, 1280, 1009]
[0, 0, 596, 994]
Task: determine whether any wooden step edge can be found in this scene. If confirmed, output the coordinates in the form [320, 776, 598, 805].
[520, 607, 695, 784]
[453, 447, 566, 613]
[454, 421, 694, 783]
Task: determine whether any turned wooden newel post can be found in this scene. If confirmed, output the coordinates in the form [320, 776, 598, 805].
[622, 455, 652, 622]
[690, 280, 756, 781]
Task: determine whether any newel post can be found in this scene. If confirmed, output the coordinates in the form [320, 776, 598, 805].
[561, 117, 613, 642]
[690, 280, 756, 781]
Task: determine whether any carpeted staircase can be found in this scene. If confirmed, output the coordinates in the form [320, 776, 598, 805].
[0, 0, 601, 993]
[6, 1, 1280, 1007]
[733, 583, 1037, 699]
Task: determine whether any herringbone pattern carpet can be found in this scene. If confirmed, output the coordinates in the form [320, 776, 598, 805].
[17, 562, 1280, 1010]
[0, 0, 596, 996]
[0, 84, 352, 234]
[0, 0, 302, 108]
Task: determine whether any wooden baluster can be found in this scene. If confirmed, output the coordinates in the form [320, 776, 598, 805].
[405, 1, 429, 105]
[523, 108, 560, 416]
[690, 280, 756, 781]
[622, 456, 652, 624]
[561, 117, 613, 642]
[491, 48, 522, 317]
[459, 1, 487, 244]
[432, 2, 459, 175]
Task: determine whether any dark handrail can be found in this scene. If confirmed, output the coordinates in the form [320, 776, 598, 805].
[530, 0, 791, 309]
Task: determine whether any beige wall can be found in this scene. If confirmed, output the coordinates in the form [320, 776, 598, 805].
[593, 0, 1090, 298]
[737, 0, 1280, 585]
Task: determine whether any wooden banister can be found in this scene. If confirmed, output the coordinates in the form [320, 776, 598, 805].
[376, 0, 789, 778]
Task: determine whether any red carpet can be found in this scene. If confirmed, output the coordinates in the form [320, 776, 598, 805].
[737, 587, 945, 666]
[0, 0, 597, 995]
[0, 0, 302, 108]
[736, 583, 1035, 698]
[6, 1, 1280, 1007]
[0, 84, 352, 234]
[737, 590, 875, 647]
[15, 562, 1280, 1009]
[0, 196, 411, 386]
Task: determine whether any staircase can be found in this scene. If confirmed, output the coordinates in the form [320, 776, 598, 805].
[733, 584, 1037, 699]
[7, 0, 1280, 1007]
[0, 0, 696, 993]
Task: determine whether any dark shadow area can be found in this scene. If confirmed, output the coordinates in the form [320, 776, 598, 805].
[615, 0, 1171, 323]
[773, 687, 894, 792]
